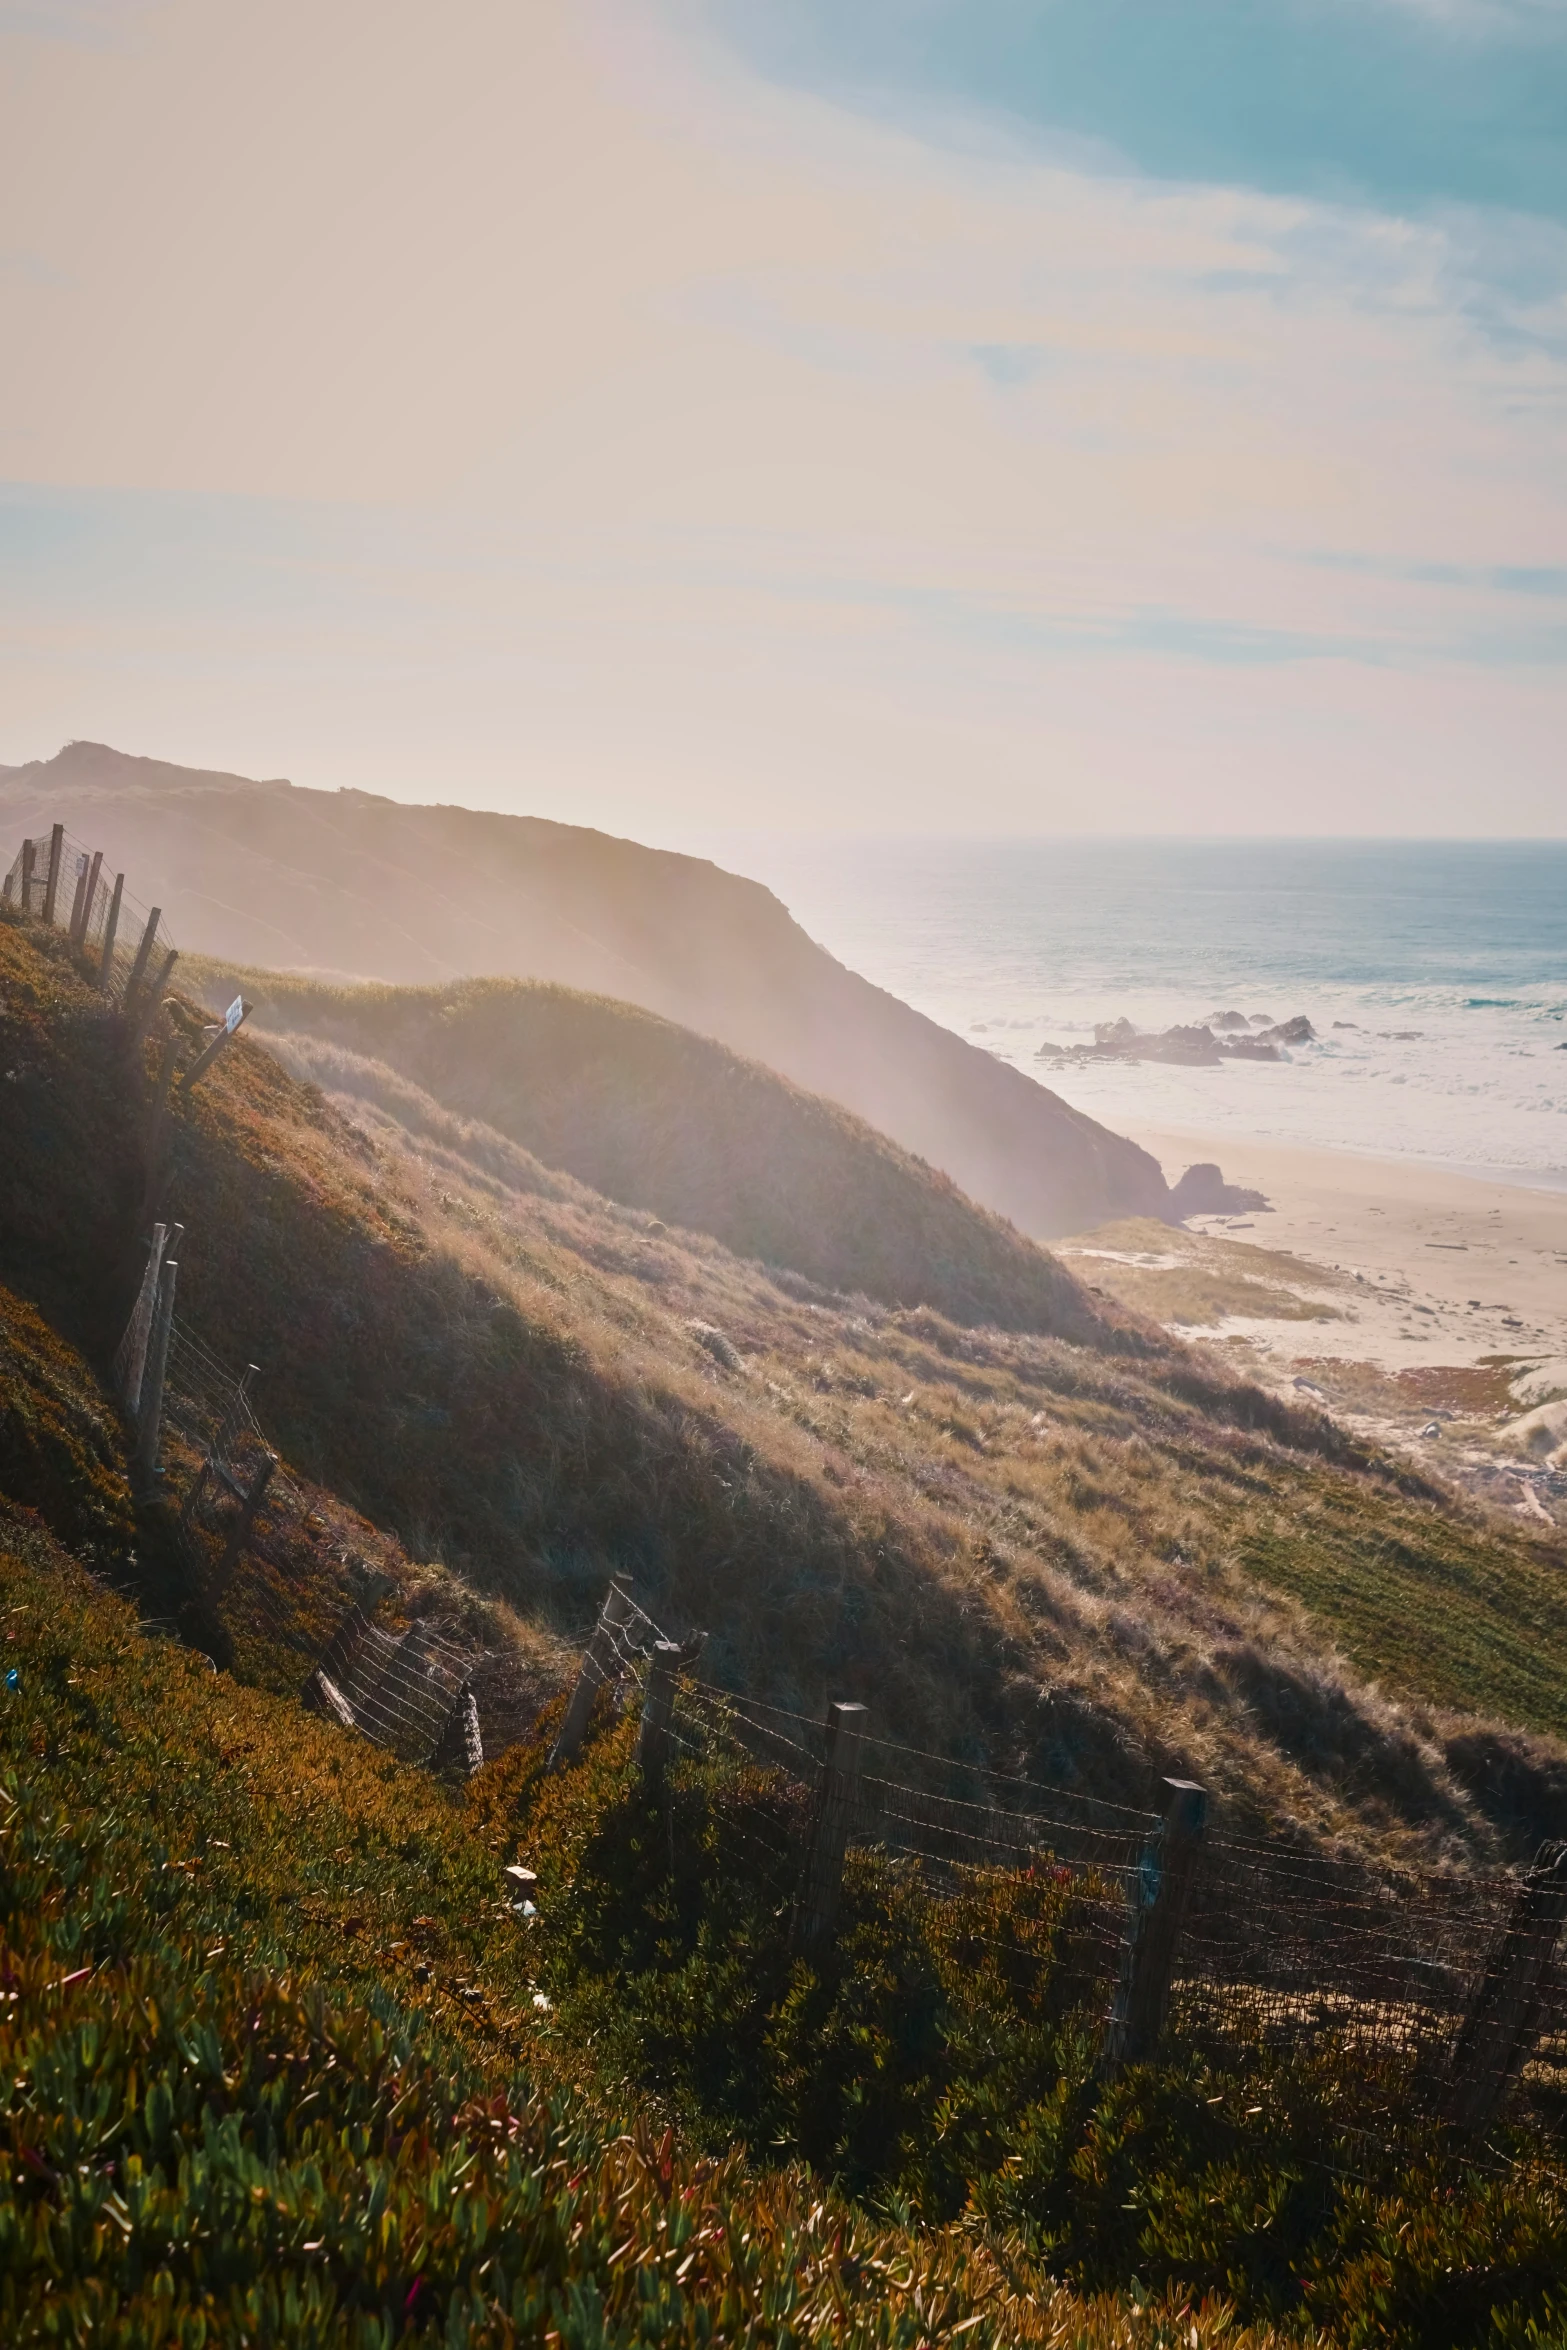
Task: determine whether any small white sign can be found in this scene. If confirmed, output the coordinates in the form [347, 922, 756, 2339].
[224, 995, 244, 1034]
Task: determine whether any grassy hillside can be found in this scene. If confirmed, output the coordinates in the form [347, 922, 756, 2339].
[7, 1512, 1313, 2348]
[6, 909, 1567, 2339]
[183, 962, 1128, 1344]
[0, 742, 1172, 1236]
[6, 907, 1567, 1875]
[1, 1512, 1562, 2346]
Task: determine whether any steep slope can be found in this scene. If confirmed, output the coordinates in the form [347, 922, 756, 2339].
[183, 963, 1128, 1344]
[9, 1510, 1256, 2350]
[5, 905, 1566, 1872]
[0, 741, 1170, 1236]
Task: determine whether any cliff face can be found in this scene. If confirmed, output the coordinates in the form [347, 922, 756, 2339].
[0, 742, 1170, 1235]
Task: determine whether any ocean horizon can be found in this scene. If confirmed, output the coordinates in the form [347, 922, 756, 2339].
[696, 835, 1567, 1186]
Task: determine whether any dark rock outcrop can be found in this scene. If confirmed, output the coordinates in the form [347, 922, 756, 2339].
[1168, 1163, 1270, 1218]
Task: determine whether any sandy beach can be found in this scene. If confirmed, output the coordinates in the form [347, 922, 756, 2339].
[1131, 1127, 1567, 1373]
[1059, 1127, 1567, 1517]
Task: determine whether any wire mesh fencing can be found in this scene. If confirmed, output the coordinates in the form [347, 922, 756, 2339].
[1173, 1830, 1567, 2134]
[3, 823, 176, 1013]
[115, 1268, 486, 1768]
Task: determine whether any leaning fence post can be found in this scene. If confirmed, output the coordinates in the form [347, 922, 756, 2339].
[40, 823, 64, 927]
[549, 1575, 635, 1770]
[790, 1700, 869, 1957]
[1444, 1841, 1567, 2134]
[180, 999, 250, 1092]
[98, 872, 124, 987]
[19, 839, 35, 915]
[135, 1253, 179, 1485]
[122, 906, 162, 1015]
[1101, 1777, 1208, 2073]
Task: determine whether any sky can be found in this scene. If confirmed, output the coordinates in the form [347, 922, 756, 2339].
[1, 0, 1565, 836]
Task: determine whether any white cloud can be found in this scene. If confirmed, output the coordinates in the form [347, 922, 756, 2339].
[0, 0, 1563, 831]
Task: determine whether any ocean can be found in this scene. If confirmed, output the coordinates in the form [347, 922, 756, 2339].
[703, 838, 1567, 1184]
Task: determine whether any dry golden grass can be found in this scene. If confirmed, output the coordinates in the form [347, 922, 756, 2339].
[6, 913, 1567, 1881]
[1060, 1218, 1348, 1329]
[201, 1034, 1567, 1875]
[181, 961, 1139, 1347]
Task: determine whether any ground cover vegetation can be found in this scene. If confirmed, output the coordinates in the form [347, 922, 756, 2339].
[471, 1699, 1567, 2346]
[5, 905, 1567, 2338]
[4, 1513, 1303, 2346]
[1055, 1221, 1351, 1333]
[0, 1513, 1561, 2346]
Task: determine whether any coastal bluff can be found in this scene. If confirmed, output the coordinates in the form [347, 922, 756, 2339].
[1, 741, 1171, 1238]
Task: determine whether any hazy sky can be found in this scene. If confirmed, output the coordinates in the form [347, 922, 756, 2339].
[2, 0, 1565, 835]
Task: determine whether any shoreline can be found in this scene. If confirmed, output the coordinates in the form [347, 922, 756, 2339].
[1060, 1123, 1566, 1516]
[1124, 1123, 1566, 1373]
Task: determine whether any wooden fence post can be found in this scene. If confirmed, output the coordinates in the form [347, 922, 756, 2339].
[636, 1640, 682, 1784]
[549, 1576, 635, 1770]
[74, 850, 103, 949]
[790, 1700, 869, 1957]
[118, 1222, 169, 1418]
[122, 906, 162, 1014]
[214, 1453, 277, 1591]
[180, 1000, 250, 1092]
[67, 852, 89, 944]
[1444, 1841, 1567, 2134]
[461, 1689, 484, 1776]
[19, 839, 35, 915]
[1101, 1777, 1208, 2073]
[135, 1253, 179, 1485]
[98, 873, 124, 987]
[40, 823, 64, 926]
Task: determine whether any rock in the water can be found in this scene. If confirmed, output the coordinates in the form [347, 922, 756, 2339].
[1208, 1010, 1250, 1030]
[1092, 1018, 1224, 1065]
[1168, 1163, 1271, 1218]
[1257, 1015, 1314, 1045]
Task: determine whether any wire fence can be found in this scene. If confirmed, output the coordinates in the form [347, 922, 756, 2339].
[111, 1231, 485, 1770]
[556, 1638, 1567, 2148]
[3, 823, 176, 1011]
[12, 809, 1566, 2153]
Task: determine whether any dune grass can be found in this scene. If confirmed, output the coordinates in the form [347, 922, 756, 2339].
[1060, 1219, 1347, 1330]
[180, 961, 1135, 1346]
[5, 909, 1567, 1875]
